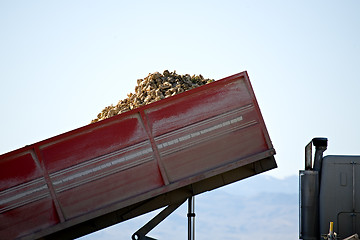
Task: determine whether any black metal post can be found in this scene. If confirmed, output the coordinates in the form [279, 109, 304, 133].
[187, 196, 195, 240]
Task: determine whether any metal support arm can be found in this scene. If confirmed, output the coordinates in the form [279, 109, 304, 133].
[132, 198, 187, 240]
[187, 196, 195, 240]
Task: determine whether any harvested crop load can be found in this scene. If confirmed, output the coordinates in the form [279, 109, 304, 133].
[91, 70, 214, 123]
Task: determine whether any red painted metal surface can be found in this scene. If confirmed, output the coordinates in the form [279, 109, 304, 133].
[0, 71, 275, 239]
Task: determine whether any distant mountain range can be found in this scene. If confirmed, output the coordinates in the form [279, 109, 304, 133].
[221, 174, 298, 196]
[78, 175, 299, 240]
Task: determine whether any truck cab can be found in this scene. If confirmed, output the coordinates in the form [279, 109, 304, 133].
[300, 138, 360, 239]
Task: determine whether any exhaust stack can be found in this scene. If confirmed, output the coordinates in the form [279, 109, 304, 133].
[300, 138, 328, 240]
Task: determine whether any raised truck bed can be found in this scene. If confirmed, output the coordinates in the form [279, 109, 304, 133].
[0, 71, 276, 239]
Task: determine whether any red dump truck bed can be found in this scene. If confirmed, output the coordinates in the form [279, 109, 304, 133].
[0, 71, 276, 240]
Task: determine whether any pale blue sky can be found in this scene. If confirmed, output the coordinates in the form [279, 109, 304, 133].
[1, 1, 360, 239]
[1, 0, 360, 178]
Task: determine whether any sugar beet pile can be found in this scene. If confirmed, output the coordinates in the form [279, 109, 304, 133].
[91, 70, 214, 123]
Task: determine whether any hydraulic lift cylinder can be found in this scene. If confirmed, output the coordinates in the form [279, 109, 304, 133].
[188, 196, 195, 240]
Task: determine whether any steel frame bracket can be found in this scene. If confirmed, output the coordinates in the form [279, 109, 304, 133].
[131, 198, 187, 240]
